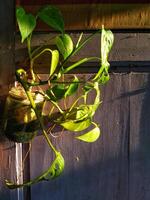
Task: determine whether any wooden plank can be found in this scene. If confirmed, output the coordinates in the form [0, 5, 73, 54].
[19, 0, 150, 4]
[29, 73, 129, 200]
[15, 33, 150, 73]
[16, 4, 150, 30]
[0, 1, 18, 200]
[129, 73, 150, 200]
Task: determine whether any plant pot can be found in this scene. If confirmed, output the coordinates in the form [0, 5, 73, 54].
[4, 85, 44, 143]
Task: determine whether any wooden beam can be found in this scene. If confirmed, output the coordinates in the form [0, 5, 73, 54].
[16, 4, 150, 30]
[0, 1, 18, 200]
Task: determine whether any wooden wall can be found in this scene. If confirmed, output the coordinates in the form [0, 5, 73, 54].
[0, 1, 150, 200]
[0, 1, 18, 200]
[16, 1, 150, 30]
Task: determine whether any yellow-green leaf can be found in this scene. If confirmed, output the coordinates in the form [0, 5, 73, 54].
[61, 118, 91, 132]
[16, 7, 36, 43]
[76, 127, 100, 142]
[56, 34, 73, 59]
[5, 152, 64, 189]
[50, 50, 59, 76]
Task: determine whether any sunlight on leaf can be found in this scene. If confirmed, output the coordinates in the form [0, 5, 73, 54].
[93, 26, 114, 82]
[50, 50, 59, 76]
[56, 34, 73, 59]
[60, 118, 91, 132]
[5, 152, 64, 189]
[64, 76, 79, 97]
[16, 7, 36, 43]
[76, 126, 100, 143]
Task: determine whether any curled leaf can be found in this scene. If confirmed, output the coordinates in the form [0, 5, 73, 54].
[50, 50, 59, 76]
[5, 152, 64, 189]
[76, 126, 100, 143]
[93, 26, 114, 82]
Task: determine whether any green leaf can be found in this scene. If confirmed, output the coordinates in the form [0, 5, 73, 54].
[16, 7, 36, 43]
[76, 126, 100, 142]
[46, 84, 67, 101]
[5, 152, 64, 189]
[37, 5, 64, 33]
[50, 50, 59, 76]
[64, 76, 79, 97]
[98, 70, 110, 84]
[93, 26, 114, 81]
[60, 118, 91, 132]
[46, 76, 78, 101]
[43, 152, 65, 180]
[101, 26, 114, 65]
[56, 34, 73, 59]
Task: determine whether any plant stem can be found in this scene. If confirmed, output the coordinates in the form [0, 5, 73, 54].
[25, 90, 58, 155]
[61, 30, 101, 68]
[16, 70, 58, 155]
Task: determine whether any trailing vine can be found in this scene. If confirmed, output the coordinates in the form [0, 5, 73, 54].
[4, 5, 114, 189]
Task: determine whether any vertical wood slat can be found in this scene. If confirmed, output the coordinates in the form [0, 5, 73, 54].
[129, 73, 150, 200]
[29, 74, 129, 200]
[0, 1, 17, 200]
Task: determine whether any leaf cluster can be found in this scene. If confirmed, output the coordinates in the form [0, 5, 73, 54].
[5, 5, 114, 189]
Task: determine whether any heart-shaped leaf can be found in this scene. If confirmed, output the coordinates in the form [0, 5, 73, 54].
[56, 34, 73, 59]
[76, 126, 100, 142]
[5, 152, 64, 189]
[16, 7, 36, 43]
[37, 5, 64, 33]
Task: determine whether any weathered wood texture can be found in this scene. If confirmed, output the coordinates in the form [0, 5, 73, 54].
[0, 1, 17, 200]
[15, 32, 150, 74]
[28, 73, 129, 200]
[19, 72, 150, 200]
[129, 73, 150, 200]
[16, 3, 150, 29]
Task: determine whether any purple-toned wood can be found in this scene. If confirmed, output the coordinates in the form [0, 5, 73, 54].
[0, 0, 17, 200]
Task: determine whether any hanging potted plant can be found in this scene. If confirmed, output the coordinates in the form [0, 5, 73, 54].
[3, 5, 114, 189]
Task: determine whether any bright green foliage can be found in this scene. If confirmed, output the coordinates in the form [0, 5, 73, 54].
[37, 5, 64, 33]
[46, 76, 79, 101]
[5, 152, 64, 189]
[5, 4, 114, 190]
[93, 26, 114, 83]
[16, 7, 36, 43]
[56, 34, 74, 59]
[61, 118, 91, 132]
[64, 76, 79, 97]
[50, 50, 59, 76]
[76, 126, 100, 142]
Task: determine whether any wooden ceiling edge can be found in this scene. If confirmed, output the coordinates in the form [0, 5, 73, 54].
[18, 4, 150, 30]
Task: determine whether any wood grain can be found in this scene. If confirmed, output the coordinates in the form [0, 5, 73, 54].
[29, 73, 129, 200]
[16, 4, 150, 30]
[0, 1, 17, 200]
[15, 32, 150, 74]
[129, 73, 150, 200]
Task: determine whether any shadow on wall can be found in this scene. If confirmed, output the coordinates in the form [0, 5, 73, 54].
[1, 73, 150, 200]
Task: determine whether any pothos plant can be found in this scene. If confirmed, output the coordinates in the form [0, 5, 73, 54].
[4, 5, 114, 189]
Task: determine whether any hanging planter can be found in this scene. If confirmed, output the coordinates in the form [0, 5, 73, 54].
[4, 5, 114, 189]
[4, 85, 44, 142]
